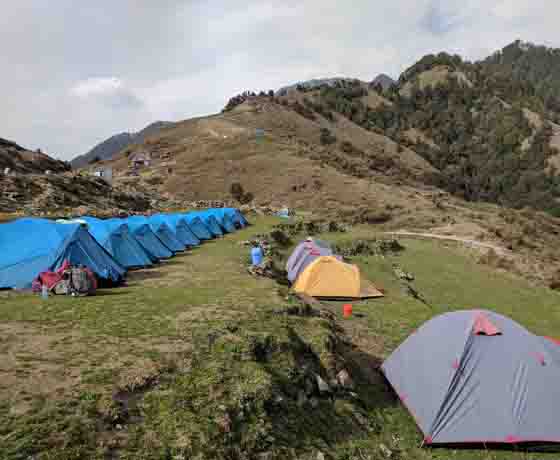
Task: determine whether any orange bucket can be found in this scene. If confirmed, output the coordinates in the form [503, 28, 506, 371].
[343, 304, 353, 318]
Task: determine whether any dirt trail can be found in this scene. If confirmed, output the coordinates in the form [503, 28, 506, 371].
[386, 231, 510, 255]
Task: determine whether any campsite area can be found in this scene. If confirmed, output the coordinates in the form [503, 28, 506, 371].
[2, 215, 560, 460]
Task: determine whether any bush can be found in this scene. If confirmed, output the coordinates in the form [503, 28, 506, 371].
[362, 210, 392, 224]
[291, 101, 316, 121]
[230, 182, 254, 204]
[230, 182, 245, 202]
[240, 191, 254, 204]
[320, 128, 337, 146]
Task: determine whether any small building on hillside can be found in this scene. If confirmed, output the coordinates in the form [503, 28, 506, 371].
[93, 166, 113, 184]
[129, 151, 152, 169]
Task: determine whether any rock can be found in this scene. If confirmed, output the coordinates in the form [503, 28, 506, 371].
[392, 264, 414, 281]
[337, 369, 355, 390]
[353, 412, 369, 428]
[304, 376, 316, 396]
[315, 374, 331, 394]
[379, 443, 393, 458]
[74, 205, 91, 216]
[216, 412, 232, 433]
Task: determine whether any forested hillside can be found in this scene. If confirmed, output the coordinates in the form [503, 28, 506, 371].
[293, 44, 560, 215]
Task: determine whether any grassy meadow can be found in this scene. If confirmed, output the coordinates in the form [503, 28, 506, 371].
[1, 215, 560, 459]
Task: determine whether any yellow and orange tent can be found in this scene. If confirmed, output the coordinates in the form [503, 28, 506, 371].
[293, 256, 384, 299]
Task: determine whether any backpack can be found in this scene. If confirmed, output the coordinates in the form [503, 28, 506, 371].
[69, 267, 96, 296]
[52, 279, 71, 295]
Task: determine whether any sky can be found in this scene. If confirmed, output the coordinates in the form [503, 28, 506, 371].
[1, 0, 559, 160]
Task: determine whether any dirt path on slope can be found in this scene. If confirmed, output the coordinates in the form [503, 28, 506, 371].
[385, 231, 510, 255]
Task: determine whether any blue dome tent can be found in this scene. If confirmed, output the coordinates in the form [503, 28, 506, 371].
[121, 217, 173, 260]
[206, 209, 236, 233]
[144, 216, 186, 252]
[80, 217, 153, 269]
[183, 213, 214, 240]
[191, 211, 224, 237]
[150, 214, 200, 248]
[217, 208, 248, 228]
[0, 218, 125, 289]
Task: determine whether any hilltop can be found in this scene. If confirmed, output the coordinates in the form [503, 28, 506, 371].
[371, 73, 395, 90]
[0, 137, 70, 174]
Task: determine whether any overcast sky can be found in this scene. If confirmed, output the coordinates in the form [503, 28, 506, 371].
[1, 0, 558, 160]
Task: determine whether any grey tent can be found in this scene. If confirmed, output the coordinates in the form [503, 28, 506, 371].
[381, 310, 560, 447]
[286, 239, 335, 283]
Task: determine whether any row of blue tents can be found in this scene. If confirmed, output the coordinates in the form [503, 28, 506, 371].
[0, 208, 248, 290]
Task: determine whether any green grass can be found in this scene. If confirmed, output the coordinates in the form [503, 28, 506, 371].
[2, 216, 560, 459]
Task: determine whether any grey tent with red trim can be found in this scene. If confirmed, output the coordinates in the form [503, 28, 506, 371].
[286, 239, 335, 283]
[381, 310, 560, 447]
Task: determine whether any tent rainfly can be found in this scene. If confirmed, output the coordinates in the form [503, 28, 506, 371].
[123, 218, 173, 260]
[0, 218, 125, 289]
[182, 214, 214, 240]
[80, 217, 153, 269]
[382, 310, 560, 448]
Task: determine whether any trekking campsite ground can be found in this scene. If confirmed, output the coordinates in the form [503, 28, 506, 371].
[2, 215, 560, 459]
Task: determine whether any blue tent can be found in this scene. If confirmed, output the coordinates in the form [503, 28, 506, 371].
[234, 208, 249, 227]
[183, 214, 214, 240]
[150, 214, 200, 247]
[0, 218, 125, 289]
[122, 218, 173, 260]
[213, 208, 247, 228]
[81, 217, 153, 269]
[144, 216, 186, 252]
[223, 208, 248, 227]
[207, 209, 236, 233]
[192, 211, 224, 237]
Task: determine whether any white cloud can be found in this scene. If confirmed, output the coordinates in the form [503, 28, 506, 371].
[70, 77, 143, 110]
[71, 77, 124, 98]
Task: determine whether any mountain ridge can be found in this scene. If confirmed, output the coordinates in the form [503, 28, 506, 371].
[70, 121, 174, 168]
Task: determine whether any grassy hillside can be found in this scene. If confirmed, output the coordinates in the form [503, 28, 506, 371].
[2, 215, 560, 459]
[106, 94, 439, 220]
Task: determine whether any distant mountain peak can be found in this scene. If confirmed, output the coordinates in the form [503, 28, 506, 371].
[371, 74, 396, 90]
[70, 121, 174, 169]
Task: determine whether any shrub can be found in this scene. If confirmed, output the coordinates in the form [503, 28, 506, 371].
[240, 191, 254, 204]
[320, 128, 337, 146]
[230, 182, 245, 202]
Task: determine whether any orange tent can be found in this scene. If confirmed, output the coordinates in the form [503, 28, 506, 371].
[293, 256, 384, 299]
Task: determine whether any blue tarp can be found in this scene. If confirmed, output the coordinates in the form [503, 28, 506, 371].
[150, 214, 200, 247]
[0, 218, 125, 289]
[183, 214, 214, 240]
[81, 217, 153, 269]
[122, 218, 173, 260]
